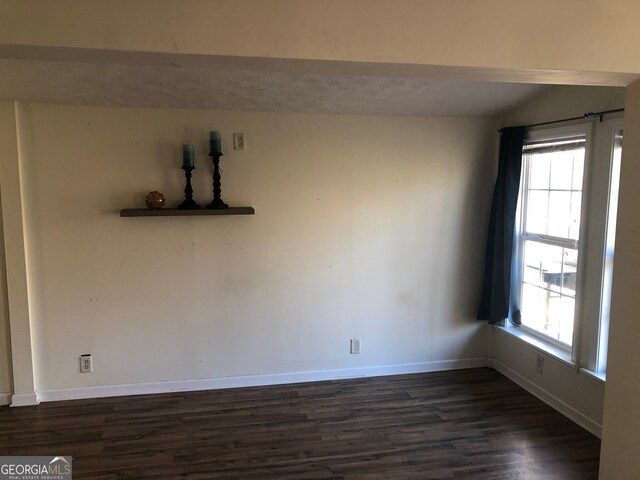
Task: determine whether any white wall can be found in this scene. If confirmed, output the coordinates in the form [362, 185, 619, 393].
[0, 189, 12, 398]
[2, 2, 640, 474]
[503, 86, 626, 128]
[0, 102, 19, 400]
[6, 104, 496, 393]
[1, 1, 640, 82]
[599, 80, 640, 479]
[491, 85, 626, 437]
[492, 329, 605, 434]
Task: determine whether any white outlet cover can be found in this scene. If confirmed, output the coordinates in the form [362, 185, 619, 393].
[535, 354, 544, 373]
[80, 354, 93, 373]
[233, 133, 245, 151]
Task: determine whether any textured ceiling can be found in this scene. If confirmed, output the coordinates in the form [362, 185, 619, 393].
[0, 58, 547, 116]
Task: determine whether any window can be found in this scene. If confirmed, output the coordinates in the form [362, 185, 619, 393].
[517, 134, 587, 347]
[513, 120, 623, 375]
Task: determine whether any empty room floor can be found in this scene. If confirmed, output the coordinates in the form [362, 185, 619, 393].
[0, 368, 599, 479]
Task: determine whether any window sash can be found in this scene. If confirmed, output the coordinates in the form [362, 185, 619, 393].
[523, 138, 586, 155]
[516, 130, 589, 351]
[519, 235, 578, 347]
[519, 324, 574, 352]
[522, 232, 578, 250]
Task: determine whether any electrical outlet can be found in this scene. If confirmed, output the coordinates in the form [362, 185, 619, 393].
[350, 338, 361, 355]
[80, 354, 93, 373]
[233, 133, 245, 151]
[535, 354, 544, 373]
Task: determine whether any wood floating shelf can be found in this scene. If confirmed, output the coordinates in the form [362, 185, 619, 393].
[120, 207, 255, 217]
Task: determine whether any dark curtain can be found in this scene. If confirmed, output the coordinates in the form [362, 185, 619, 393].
[477, 126, 526, 325]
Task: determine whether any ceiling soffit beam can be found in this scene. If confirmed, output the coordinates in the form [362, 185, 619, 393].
[0, 44, 637, 88]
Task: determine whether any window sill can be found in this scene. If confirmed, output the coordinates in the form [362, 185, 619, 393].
[580, 368, 606, 385]
[494, 326, 606, 385]
[494, 325, 577, 370]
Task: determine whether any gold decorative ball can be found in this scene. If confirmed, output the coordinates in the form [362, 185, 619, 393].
[145, 191, 166, 209]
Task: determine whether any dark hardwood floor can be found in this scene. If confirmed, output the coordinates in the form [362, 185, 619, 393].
[0, 368, 599, 479]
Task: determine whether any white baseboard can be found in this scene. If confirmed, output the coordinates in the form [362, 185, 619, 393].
[0, 392, 12, 406]
[37, 357, 487, 403]
[10, 392, 39, 407]
[21, 357, 602, 440]
[493, 359, 602, 438]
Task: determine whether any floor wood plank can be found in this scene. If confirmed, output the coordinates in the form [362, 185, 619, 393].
[0, 368, 600, 479]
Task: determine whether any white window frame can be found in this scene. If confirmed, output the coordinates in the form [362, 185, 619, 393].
[509, 117, 624, 376]
[580, 117, 624, 374]
[512, 123, 593, 359]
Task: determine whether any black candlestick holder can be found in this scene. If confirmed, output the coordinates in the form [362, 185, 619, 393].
[178, 166, 201, 210]
[207, 152, 228, 209]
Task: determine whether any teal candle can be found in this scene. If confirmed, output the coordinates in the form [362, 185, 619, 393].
[182, 144, 195, 168]
[210, 131, 222, 154]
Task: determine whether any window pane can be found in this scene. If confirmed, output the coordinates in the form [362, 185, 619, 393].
[569, 193, 582, 240]
[521, 281, 575, 346]
[548, 191, 572, 238]
[526, 190, 549, 235]
[572, 152, 585, 191]
[523, 241, 566, 291]
[521, 283, 548, 332]
[529, 155, 550, 189]
[562, 248, 578, 296]
[558, 296, 576, 345]
[549, 151, 577, 190]
[523, 241, 545, 287]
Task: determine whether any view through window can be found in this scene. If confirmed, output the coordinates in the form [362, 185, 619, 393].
[519, 137, 586, 346]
